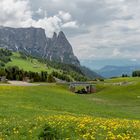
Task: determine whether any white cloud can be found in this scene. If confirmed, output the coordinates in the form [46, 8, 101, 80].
[112, 48, 121, 57]
[0, 0, 31, 27]
[35, 8, 44, 16]
[68, 0, 140, 60]
[1, 0, 140, 62]
[58, 11, 72, 22]
[62, 21, 78, 28]
[0, 0, 78, 37]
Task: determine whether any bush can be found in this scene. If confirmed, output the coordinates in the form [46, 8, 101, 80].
[132, 71, 140, 77]
[51, 71, 71, 82]
[0, 62, 5, 67]
[47, 74, 56, 83]
[0, 48, 12, 65]
[38, 124, 60, 140]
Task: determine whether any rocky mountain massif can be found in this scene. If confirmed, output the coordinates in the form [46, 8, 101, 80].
[0, 26, 79, 65]
[0, 26, 101, 79]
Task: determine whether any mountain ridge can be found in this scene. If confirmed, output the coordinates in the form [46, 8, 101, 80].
[0, 26, 80, 65]
[98, 65, 140, 78]
[0, 26, 101, 79]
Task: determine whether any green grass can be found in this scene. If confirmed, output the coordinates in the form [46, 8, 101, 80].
[105, 77, 140, 83]
[0, 78, 140, 119]
[6, 52, 55, 73]
[0, 77, 140, 139]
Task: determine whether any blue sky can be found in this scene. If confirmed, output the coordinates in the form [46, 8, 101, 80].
[0, 0, 140, 65]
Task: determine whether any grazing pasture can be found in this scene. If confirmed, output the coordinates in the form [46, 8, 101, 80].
[0, 77, 140, 139]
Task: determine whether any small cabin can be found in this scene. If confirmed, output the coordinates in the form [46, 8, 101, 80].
[69, 82, 96, 94]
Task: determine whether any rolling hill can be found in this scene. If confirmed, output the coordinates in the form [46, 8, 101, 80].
[0, 77, 140, 139]
[0, 49, 91, 82]
[6, 52, 55, 73]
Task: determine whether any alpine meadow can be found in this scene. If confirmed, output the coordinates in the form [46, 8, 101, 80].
[0, 0, 140, 140]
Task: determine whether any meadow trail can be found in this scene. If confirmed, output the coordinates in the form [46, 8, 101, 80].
[0, 81, 49, 86]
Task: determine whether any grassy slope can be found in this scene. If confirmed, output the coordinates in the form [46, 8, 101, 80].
[0, 77, 140, 139]
[5, 52, 75, 81]
[6, 53, 55, 73]
[0, 77, 140, 120]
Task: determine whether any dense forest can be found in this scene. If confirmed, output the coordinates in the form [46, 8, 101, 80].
[0, 66, 50, 82]
[0, 66, 78, 82]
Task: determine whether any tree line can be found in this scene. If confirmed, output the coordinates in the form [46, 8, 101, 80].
[0, 66, 55, 82]
[132, 71, 140, 77]
[0, 66, 79, 82]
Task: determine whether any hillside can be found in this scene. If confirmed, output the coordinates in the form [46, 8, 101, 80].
[0, 27, 100, 80]
[1, 77, 140, 119]
[0, 49, 90, 82]
[6, 52, 54, 73]
[0, 77, 140, 139]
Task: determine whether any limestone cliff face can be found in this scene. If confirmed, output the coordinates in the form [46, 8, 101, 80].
[0, 26, 80, 65]
[45, 31, 80, 65]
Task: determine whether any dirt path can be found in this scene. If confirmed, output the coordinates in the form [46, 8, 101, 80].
[0, 81, 41, 86]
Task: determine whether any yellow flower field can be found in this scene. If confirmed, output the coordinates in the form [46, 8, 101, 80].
[0, 83, 140, 140]
[0, 115, 140, 140]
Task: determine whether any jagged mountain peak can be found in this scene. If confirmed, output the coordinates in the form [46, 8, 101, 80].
[52, 31, 67, 42]
[58, 31, 65, 37]
[52, 32, 57, 40]
[0, 26, 80, 65]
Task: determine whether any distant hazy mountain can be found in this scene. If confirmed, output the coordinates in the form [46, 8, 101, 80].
[80, 59, 140, 70]
[80, 66, 103, 79]
[98, 65, 140, 78]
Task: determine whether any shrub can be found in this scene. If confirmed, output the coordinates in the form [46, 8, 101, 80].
[47, 74, 56, 83]
[38, 124, 60, 140]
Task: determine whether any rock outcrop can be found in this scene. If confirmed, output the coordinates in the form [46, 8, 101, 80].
[0, 26, 80, 65]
